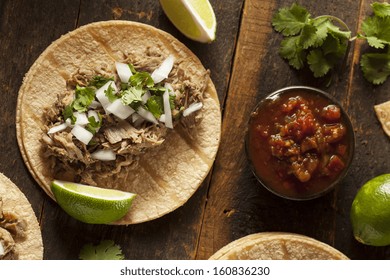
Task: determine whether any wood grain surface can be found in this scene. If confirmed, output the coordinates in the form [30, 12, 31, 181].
[0, 0, 389, 260]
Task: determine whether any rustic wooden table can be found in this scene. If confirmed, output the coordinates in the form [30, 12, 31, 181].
[1, 0, 389, 260]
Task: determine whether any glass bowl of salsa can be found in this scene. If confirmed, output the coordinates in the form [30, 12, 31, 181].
[246, 86, 355, 200]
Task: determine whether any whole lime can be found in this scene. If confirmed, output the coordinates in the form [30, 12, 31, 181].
[350, 174, 390, 246]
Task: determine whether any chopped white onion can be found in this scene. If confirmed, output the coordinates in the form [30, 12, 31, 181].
[151, 55, 175, 83]
[106, 99, 135, 120]
[87, 110, 100, 123]
[71, 125, 93, 145]
[159, 114, 166, 123]
[47, 122, 68, 134]
[74, 112, 89, 126]
[65, 118, 72, 127]
[0, 242, 4, 256]
[163, 89, 173, 129]
[91, 149, 116, 161]
[89, 100, 101, 109]
[164, 83, 175, 96]
[95, 81, 118, 113]
[183, 102, 203, 117]
[137, 107, 158, 124]
[142, 91, 151, 104]
[115, 62, 133, 83]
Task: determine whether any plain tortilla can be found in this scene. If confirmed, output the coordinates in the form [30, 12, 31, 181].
[16, 20, 221, 225]
[0, 173, 43, 260]
[374, 100, 390, 137]
[209, 232, 349, 260]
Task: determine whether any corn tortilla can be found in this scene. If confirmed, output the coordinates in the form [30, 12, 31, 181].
[0, 173, 43, 260]
[374, 100, 390, 137]
[16, 21, 221, 225]
[209, 232, 349, 260]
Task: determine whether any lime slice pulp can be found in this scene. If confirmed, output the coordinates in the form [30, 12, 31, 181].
[159, 0, 217, 43]
[51, 180, 136, 224]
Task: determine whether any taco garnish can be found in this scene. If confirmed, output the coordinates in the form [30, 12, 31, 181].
[0, 173, 43, 260]
[43, 55, 204, 184]
[16, 21, 221, 224]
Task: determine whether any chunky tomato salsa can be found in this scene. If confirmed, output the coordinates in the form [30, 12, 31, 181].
[247, 88, 353, 199]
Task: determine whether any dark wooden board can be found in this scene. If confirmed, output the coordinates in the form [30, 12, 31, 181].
[1, 0, 389, 260]
[197, 0, 390, 260]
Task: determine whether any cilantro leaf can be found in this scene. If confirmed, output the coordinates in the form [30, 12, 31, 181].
[63, 105, 76, 124]
[169, 95, 175, 109]
[121, 86, 143, 108]
[307, 49, 332, 77]
[85, 115, 102, 135]
[323, 32, 348, 58]
[130, 72, 154, 88]
[360, 52, 390, 85]
[146, 95, 164, 118]
[372, 2, 390, 17]
[128, 63, 137, 74]
[366, 36, 388, 49]
[79, 240, 125, 260]
[308, 32, 347, 78]
[149, 84, 167, 95]
[89, 76, 114, 88]
[311, 18, 331, 47]
[322, 33, 341, 55]
[105, 84, 118, 102]
[73, 85, 95, 112]
[361, 16, 390, 48]
[299, 24, 318, 49]
[325, 23, 351, 41]
[311, 18, 351, 48]
[280, 36, 306, 69]
[272, 3, 310, 36]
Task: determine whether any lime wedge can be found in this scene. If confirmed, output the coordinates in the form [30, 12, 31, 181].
[159, 0, 217, 43]
[51, 180, 136, 224]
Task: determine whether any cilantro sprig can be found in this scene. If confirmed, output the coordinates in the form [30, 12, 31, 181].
[119, 66, 170, 114]
[272, 2, 390, 85]
[272, 3, 351, 79]
[79, 240, 125, 260]
[359, 2, 390, 84]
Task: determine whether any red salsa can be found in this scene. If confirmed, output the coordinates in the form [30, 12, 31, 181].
[247, 88, 353, 199]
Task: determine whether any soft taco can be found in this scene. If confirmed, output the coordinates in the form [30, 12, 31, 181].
[0, 173, 43, 260]
[209, 232, 348, 260]
[16, 21, 221, 225]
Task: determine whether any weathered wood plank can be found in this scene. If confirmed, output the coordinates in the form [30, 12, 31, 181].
[197, 0, 279, 259]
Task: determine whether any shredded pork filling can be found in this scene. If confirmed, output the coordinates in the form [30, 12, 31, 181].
[0, 198, 27, 260]
[43, 53, 208, 184]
